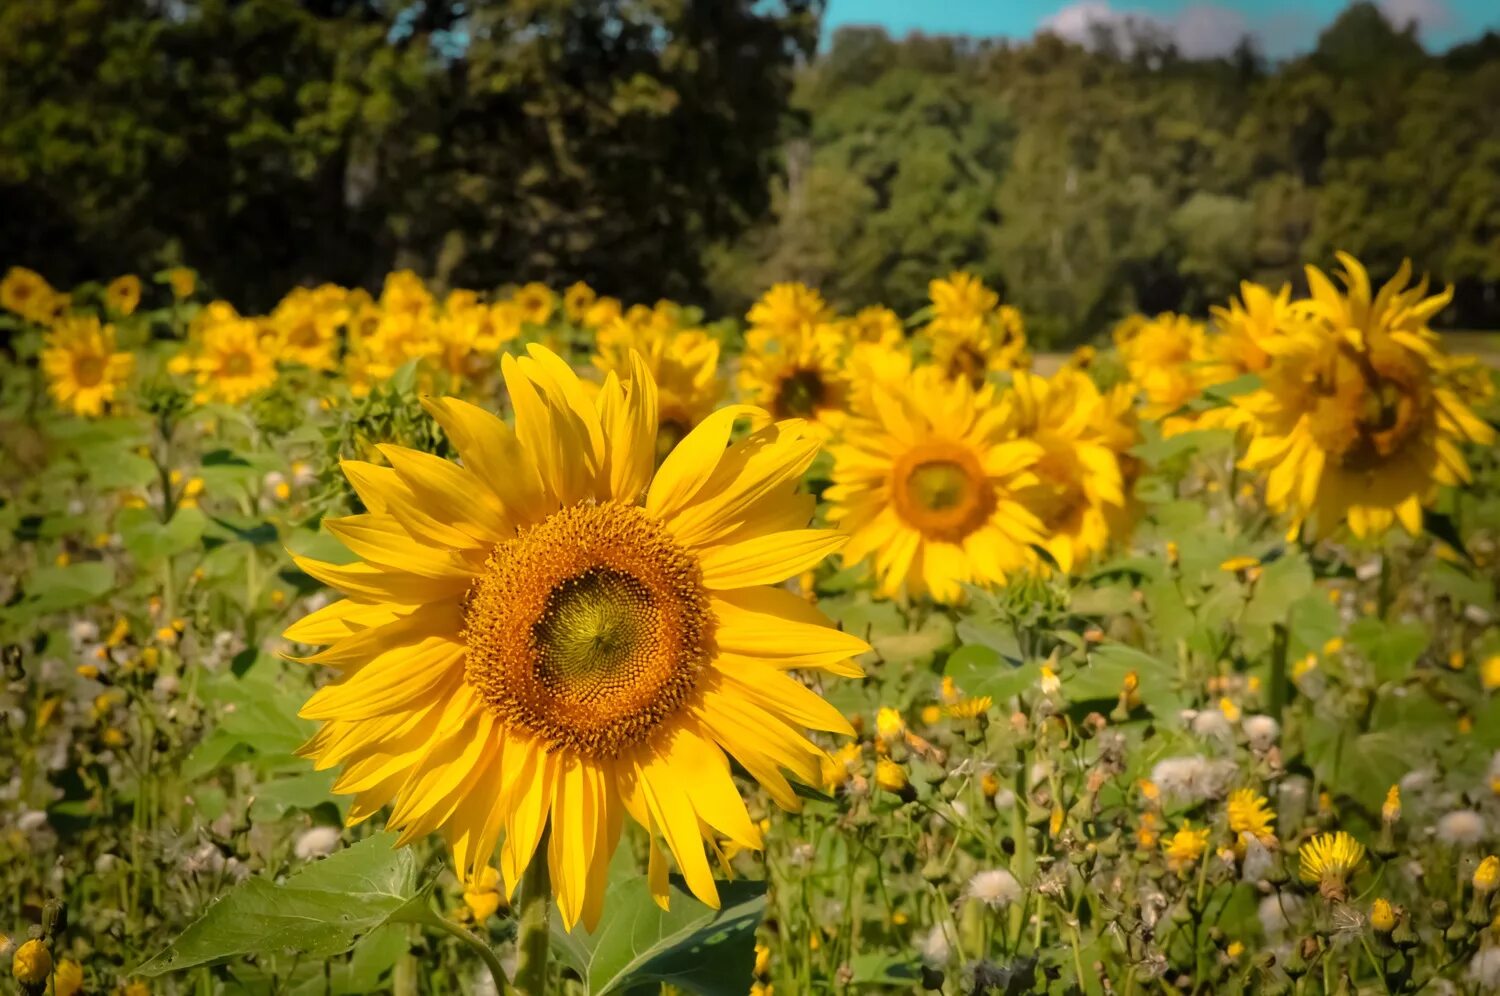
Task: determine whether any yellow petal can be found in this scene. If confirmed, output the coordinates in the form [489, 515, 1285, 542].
[698, 530, 846, 589]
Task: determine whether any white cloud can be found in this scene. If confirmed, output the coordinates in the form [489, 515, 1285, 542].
[1378, 0, 1456, 37]
[1038, 1, 1253, 58]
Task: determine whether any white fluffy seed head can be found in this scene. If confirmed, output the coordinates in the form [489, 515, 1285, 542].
[1435, 810, 1486, 846]
[1242, 715, 1280, 750]
[917, 922, 953, 968]
[1258, 893, 1303, 936]
[294, 825, 342, 860]
[965, 868, 1022, 909]
[1469, 947, 1500, 989]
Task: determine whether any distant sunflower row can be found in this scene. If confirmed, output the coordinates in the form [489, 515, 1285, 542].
[3, 255, 1495, 600]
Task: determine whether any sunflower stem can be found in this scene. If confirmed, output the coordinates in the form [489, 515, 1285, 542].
[513, 841, 552, 996]
[1268, 620, 1289, 722]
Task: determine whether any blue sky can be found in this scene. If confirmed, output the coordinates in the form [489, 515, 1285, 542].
[823, 0, 1500, 57]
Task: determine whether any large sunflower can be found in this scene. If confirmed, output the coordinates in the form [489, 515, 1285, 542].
[1236, 253, 1495, 539]
[286, 346, 866, 931]
[40, 316, 134, 417]
[825, 366, 1043, 602]
[269, 285, 348, 371]
[189, 317, 279, 404]
[1005, 369, 1125, 574]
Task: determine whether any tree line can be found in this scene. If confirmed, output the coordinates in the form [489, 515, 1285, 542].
[3, 2, 1498, 344]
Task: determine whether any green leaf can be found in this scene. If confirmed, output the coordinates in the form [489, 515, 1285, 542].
[1073, 644, 1181, 716]
[6, 561, 116, 616]
[119, 506, 206, 561]
[551, 876, 767, 995]
[1347, 618, 1428, 684]
[137, 833, 426, 976]
[944, 644, 1038, 702]
[1304, 726, 1419, 813]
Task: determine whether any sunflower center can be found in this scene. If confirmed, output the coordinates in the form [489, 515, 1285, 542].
[463, 501, 714, 759]
[73, 355, 106, 387]
[891, 443, 994, 542]
[774, 368, 826, 418]
[224, 351, 253, 377]
[289, 321, 320, 348]
[1309, 343, 1430, 472]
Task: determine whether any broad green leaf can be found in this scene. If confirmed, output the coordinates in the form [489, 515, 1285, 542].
[6, 561, 115, 617]
[1304, 725, 1422, 813]
[138, 832, 425, 976]
[551, 876, 767, 995]
[945, 644, 1038, 702]
[118, 506, 206, 560]
[1347, 618, 1428, 684]
[1073, 644, 1181, 716]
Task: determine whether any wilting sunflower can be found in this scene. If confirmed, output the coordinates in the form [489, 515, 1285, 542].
[1236, 254, 1495, 539]
[737, 323, 851, 438]
[593, 323, 725, 458]
[825, 366, 1043, 602]
[189, 317, 278, 404]
[1004, 369, 1125, 574]
[286, 345, 867, 931]
[40, 316, 134, 417]
[920, 272, 1028, 385]
[1, 266, 64, 325]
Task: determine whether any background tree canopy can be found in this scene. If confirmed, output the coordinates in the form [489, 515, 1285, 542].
[3, 0, 1498, 345]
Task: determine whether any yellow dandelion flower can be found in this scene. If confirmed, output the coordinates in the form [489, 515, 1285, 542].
[825, 366, 1043, 603]
[463, 866, 505, 921]
[40, 316, 134, 417]
[104, 274, 142, 316]
[1371, 898, 1396, 932]
[1, 265, 64, 324]
[875, 758, 909, 794]
[1475, 855, 1500, 894]
[1299, 831, 1365, 901]
[1005, 369, 1126, 574]
[284, 346, 868, 931]
[920, 704, 942, 725]
[1382, 785, 1401, 824]
[1236, 254, 1495, 539]
[1164, 822, 1210, 873]
[190, 318, 278, 404]
[1136, 810, 1160, 849]
[947, 695, 992, 720]
[1226, 788, 1276, 845]
[875, 707, 906, 743]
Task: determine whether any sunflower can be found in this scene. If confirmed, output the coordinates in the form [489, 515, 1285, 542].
[40, 316, 134, 417]
[920, 272, 1028, 385]
[746, 282, 832, 339]
[190, 318, 278, 404]
[841, 305, 905, 348]
[512, 282, 556, 326]
[1004, 369, 1125, 574]
[825, 366, 1043, 602]
[285, 345, 867, 931]
[103, 274, 142, 317]
[1, 266, 65, 325]
[563, 281, 597, 324]
[380, 270, 435, 317]
[1197, 282, 1304, 434]
[1115, 312, 1209, 429]
[737, 323, 851, 438]
[593, 322, 724, 458]
[164, 267, 197, 300]
[1236, 254, 1496, 539]
[269, 285, 346, 371]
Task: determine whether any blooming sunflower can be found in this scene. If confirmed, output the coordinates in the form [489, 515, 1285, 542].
[1, 266, 64, 325]
[286, 345, 867, 931]
[190, 318, 278, 404]
[1115, 312, 1209, 429]
[1004, 369, 1125, 574]
[1236, 254, 1496, 539]
[563, 281, 596, 324]
[593, 323, 724, 458]
[920, 272, 1028, 385]
[841, 305, 905, 348]
[737, 323, 851, 438]
[270, 285, 347, 371]
[825, 365, 1044, 602]
[41, 316, 134, 417]
[511, 282, 556, 326]
[104, 274, 142, 317]
[746, 282, 832, 339]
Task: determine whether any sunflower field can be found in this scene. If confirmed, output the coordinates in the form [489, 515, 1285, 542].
[2, 256, 1499, 996]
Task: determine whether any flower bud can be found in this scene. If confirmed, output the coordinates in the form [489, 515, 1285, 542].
[12, 939, 52, 995]
[1370, 898, 1396, 933]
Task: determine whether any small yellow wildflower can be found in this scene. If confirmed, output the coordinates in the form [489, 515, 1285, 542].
[1164, 823, 1210, 873]
[1370, 898, 1396, 932]
[1039, 666, 1060, 695]
[1474, 855, 1500, 894]
[12, 938, 52, 988]
[1483, 655, 1500, 691]
[754, 942, 771, 978]
[1220, 555, 1260, 573]
[1226, 940, 1245, 959]
[875, 759, 909, 794]
[1218, 697, 1242, 723]
[1382, 785, 1401, 824]
[1227, 788, 1276, 845]
[920, 704, 942, 725]
[1299, 831, 1366, 901]
[875, 707, 905, 744]
[462, 866, 505, 921]
[948, 696, 993, 720]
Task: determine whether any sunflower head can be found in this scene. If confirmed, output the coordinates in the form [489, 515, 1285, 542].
[1298, 830, 1366, 901]
[190, 318, 278, 404]
[737, 323, 850, 434]
[746, 282, 831, 338]
[40, 316, 134, 417]
[827, 366, 1042, 602]
[1, 266, 64, 325]
[286, 346, 867, 931]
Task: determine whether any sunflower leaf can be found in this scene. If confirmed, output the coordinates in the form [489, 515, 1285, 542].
[551, 874, 767, 995]
[136, 832, 427, 976]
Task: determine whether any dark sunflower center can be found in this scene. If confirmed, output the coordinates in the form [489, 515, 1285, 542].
[774, 368, 825, 418]
[905, 462, 970, 512]
[463, 501, 715, 759]
[1309, 342, 1430, 472]
[224, 351, 253, 377]
[73, 355, 106, 387]
[289, 321, 320, 347]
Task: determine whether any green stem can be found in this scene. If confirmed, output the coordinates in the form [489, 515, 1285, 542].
[1268, 620, 1289, 722]
[513, 840, 552, 996]
[427, 911, 512, 994]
